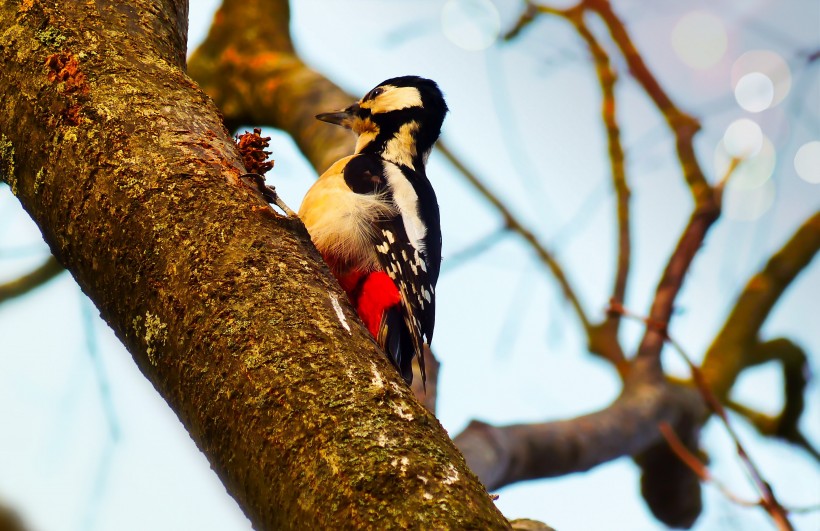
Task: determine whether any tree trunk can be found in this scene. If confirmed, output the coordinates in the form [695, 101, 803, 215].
[0, 1, 509, 529]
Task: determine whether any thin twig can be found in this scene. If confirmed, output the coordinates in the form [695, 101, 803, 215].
[440, 227, 510, 274]
[586, 0, 711, 207]
[658, 422, 759, 508]
[566, 13, 632, 373]
[610, 303, 795, 530]
[0, 255, 63, 303]
[573, 19, 631, 315]
[667, 339, 795, 531]
[723, 400, 820, 461]
[516, 0, 632, 317]
[438, 143, 593, 334]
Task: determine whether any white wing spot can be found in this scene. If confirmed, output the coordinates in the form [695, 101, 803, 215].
[415, 251, 428, 272]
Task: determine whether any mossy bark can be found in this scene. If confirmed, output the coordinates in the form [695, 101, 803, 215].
[0, 1, 509, 529]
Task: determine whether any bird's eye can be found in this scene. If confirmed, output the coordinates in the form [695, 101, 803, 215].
[369, 88, 384, 100]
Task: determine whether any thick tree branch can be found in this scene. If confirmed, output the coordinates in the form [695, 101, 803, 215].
[702, 212, 820, 398]
[0, 500, 28, 531]
[0, 1, 508, 529]
[0, 255, 63, 303]
[453, 372, 705, 492]
[634, 202, 720, 368]
[188, 0, 353, 173]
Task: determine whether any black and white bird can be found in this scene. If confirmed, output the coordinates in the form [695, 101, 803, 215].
[298, 76, 447, 387]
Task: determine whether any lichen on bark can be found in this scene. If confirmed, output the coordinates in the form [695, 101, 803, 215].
[0, 0, 510, 529]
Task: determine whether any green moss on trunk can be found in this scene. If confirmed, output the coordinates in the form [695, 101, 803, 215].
[0, 0, 509, 529]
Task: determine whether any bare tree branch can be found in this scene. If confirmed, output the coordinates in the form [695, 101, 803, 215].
[573, 15, 632, 332]
[658, 423, 760, 508]
[585, 0, 711, 206]
[0, 255, 63, 303]
[666, 338, 795, 530]
[436, 144, 594, 335]
[453, 373, 705, 490]
[703, 212, 820, 397]
[0, 500, 28, 531]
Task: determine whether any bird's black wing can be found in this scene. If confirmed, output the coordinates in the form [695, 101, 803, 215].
[344, 155, 435, 386]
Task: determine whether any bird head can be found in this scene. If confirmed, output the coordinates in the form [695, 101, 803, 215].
[316, 76, 448, 167]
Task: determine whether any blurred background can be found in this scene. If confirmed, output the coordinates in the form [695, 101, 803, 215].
[1, 0, 818, 529]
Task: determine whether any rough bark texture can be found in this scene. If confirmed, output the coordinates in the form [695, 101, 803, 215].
[0, 1, 510, 529]
[189, 1, 817, 529]
[185, 1, 709, 526]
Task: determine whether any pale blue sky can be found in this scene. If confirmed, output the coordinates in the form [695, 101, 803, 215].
[1, 1, 818, 530]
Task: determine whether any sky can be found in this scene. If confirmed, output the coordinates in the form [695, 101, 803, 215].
[1, 1, 818, 530]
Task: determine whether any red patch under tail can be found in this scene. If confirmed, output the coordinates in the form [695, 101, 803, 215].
[337, 270, 401, 339]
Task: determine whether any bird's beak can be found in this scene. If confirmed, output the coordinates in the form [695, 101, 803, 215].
[316, 103, 360, 129]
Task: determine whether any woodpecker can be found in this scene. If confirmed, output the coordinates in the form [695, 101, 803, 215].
[299, 76, 447, 387]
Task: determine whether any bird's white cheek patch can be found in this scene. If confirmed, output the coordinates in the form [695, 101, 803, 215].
[363, 86, 423, 114]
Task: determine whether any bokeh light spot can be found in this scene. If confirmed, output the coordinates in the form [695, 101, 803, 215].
[732, 50, 791, 107]
[441, 0, 501, 51]
[671, 11, 728, 69]
[723, 119, 763, 158]
[734, 72, 774, 112]
[715, 136, 776, 189]
[794, 141, 820, 184]
[724, 179, 775, 221]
